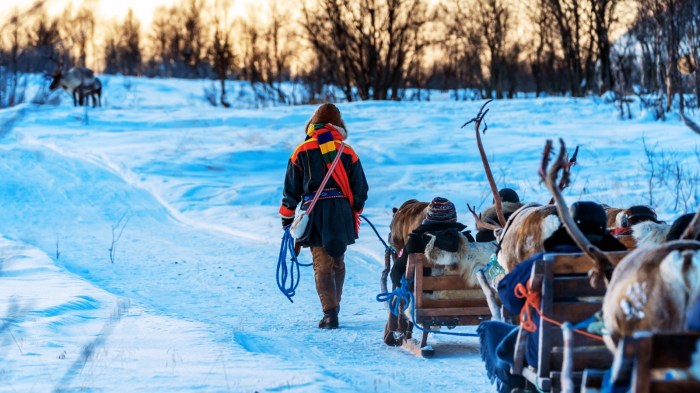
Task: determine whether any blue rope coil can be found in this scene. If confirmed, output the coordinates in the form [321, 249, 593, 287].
[376, 275, 479, 337]
[276, 227, 312, 303]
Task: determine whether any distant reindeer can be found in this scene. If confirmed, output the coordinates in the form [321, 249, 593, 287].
[78, 77, 102, 107]
[49, 66, 100, 107]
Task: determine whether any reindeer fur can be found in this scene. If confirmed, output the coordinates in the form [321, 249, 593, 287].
[603, 240, 700, 347]
[606, 207, 625, 229]
[424, 236, 496, 301]
[49, 67, 98, 107]
[389, 199, 428, 257]
[496, 203, 559, 272]
[632, 221, 672, 247]
[388, 199, 496, 302]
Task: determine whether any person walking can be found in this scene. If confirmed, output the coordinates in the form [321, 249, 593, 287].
[279, 103, 369, 329]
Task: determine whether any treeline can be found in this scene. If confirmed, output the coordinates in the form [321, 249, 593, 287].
[1, 0, 699, 109]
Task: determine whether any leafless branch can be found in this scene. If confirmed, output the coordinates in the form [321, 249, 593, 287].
[109, 213, 130, 264]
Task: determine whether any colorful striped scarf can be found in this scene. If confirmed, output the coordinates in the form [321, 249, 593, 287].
[306, 123, 360, 233]
[306, 123, 345, 164]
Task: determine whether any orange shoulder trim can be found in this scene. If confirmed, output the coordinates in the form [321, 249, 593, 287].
[340, 142, 359, 163]
[291, 139, 318, 164]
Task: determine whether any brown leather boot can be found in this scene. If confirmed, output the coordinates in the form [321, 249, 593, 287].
[318, 307, 339, 329]
[312, 247, 339, 326]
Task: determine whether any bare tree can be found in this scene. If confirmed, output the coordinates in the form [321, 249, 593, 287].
[59, 0, 97, 69]
[438, 1, 485, 96]
[540, 0, 590, 97]
[181, 0, 207, 78]
[209, 1, 234, 107]
[150, 6, 181, 77]
[104, 9, 142, 76]
[591, 0, 620, 94]
[0, 8, 26, 108]
[636, 0, 690, 111]
[528, 0, 568, 96]
[682, 1, 700, 103]
[301, 0, 433, 101]
[478, 0, 510, 99]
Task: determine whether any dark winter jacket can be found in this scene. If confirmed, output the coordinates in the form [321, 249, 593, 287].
[280, 125, 369, 257]
[390, 221, 475, 288]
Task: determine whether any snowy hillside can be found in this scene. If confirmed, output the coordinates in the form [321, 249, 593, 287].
[0, 76, 698, 392]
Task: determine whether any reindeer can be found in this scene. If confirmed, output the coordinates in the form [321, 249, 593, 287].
[78, 77, 102, 108]
[462, 101, 579, 273]
[602, 215, 700, 351]
[386, 199, 496, 297]
[49, 66, 99, 107]
[381, 103, 508, 307]
[541, 140, 700, 354]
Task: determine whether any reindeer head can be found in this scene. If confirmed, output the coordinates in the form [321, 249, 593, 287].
[49, 68, 64, 91]
[47, 51, 66, 91]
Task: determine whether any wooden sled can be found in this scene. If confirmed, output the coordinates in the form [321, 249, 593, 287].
[511, 251, 629, 392]
[402, 253, 491, 357]
[581, 331, 700, 393]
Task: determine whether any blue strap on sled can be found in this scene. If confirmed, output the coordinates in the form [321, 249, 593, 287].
[482, 253, 506, 288]
[276, 227, 312, 303]
[376, 277, 414, 317]
[376, 275, 479, 338]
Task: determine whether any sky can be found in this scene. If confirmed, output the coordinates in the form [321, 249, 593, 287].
[0, 0, 260, 26]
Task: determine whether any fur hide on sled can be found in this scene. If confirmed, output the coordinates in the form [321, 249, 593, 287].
[421, 232, 496, 301]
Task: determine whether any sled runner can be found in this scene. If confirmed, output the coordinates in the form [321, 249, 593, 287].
[512, 251, 629, 392]
[403, 253, 492, 357]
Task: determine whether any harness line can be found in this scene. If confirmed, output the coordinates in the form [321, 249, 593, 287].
[277, 214, 389, 302]
[359, 214, 395, 254]
[376, 276, 480, 338]
[514, 282, 604, 342]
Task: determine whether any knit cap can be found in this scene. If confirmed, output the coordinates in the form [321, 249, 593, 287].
[424, 197, 457, 223]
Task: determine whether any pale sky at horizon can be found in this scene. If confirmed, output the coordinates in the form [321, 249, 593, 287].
[0, 0, 262, 26]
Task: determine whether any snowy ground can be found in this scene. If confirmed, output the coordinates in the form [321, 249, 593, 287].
[0, 77, 698, 392]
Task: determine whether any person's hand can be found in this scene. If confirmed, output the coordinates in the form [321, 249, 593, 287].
[282, 216, 294, 229]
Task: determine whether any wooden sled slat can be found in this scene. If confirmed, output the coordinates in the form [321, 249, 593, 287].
[402, 253, 489, 357]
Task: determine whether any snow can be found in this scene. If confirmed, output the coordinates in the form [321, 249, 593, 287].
[0, 76, 698, 392]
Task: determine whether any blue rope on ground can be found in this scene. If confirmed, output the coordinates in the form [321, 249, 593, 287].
[376, 276, 479, 337]
[359, 214, 395, 254]
[276, 227, 312, 303]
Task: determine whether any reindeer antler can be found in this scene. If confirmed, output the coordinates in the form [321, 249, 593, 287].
[680, 206, 700, 241]
[467, 204, 501, 231]
[462, 99, 507, 228]
[541, 139, 612, 288]
[545, 144, 579, 204]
